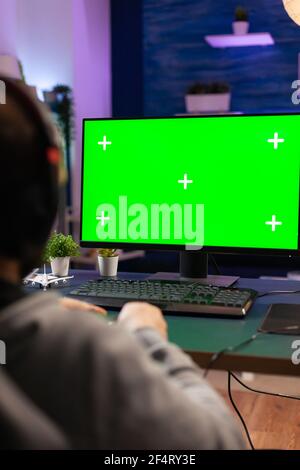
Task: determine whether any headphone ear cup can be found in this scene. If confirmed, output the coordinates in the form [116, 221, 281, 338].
[46, 147, 61, 166]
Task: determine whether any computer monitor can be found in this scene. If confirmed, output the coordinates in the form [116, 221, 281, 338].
[80, 114, 300, 278]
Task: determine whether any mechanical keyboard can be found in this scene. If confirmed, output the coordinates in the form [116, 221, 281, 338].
[70, 279, 257, 317]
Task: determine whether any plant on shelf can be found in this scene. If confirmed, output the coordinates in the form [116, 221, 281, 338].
[234, 6, 248, 22]
[185, 82, 231, 114]
[187, 82, 230, 95]
[97, 248, 119, 277]
[17, 60, 26, 82]
[52, 85, 74, 155]
[45, 232, 80, 277]
[233, 6, 249, 35]
[43, 84, 74, 210]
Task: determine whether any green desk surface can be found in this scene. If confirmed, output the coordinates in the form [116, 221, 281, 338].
[63, 271, 300, 376]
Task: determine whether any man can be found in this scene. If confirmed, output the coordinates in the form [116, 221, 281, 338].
[0, 78, 245, 449]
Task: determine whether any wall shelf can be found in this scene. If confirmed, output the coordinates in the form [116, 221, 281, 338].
[205, 33, 275, 48]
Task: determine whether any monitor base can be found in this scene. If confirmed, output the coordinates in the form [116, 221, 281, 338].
[149, 252, 239, 287]
[287, 271, 300, 281]
[180, 251, 209, 278]
[148, 272, 239, 287]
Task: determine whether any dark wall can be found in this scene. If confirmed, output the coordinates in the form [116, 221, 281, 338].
[144, 0, 300, 116]
[111, 0, 144, 117]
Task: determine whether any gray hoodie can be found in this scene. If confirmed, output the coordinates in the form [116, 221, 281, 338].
[0, 291, 245, 449]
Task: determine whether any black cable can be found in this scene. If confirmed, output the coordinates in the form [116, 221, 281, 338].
[209, 255, 221, 275]
[227, 371, 300, 451]
[203, 333, 259, 378]
[228, 372, 255, 450]
[258, 289, 300, 297]
[202, 321, 300, 450]
[203, 329, 300, 448]
[230, 371, 300, 401]
[203, 325, 300, 378]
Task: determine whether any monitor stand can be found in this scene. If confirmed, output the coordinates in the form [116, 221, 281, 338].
[149, 251, 239, 287]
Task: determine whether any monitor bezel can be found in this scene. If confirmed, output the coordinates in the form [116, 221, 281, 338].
[80, 113, 300, 256]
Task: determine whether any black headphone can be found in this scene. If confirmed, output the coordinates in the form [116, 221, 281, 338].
[0, 76, 61, 268]
[1, 77, 60, 208]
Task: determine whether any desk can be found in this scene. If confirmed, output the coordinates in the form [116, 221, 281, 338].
[57, 270, 300, 377]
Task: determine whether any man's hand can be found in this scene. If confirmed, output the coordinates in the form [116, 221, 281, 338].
[117, 302, 168, 340]
[59, 297, 107, 315]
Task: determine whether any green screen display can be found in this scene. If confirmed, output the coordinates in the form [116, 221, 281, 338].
[81, 115, 300, 250]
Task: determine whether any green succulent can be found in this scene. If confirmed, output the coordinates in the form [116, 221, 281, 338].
[44, 232, 80, 261]
[98, 248, 118, 258]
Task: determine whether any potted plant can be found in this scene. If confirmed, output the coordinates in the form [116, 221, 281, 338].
[233, 6, 249, 35]
[45, 232, 80, 277]
[98, 249, 119, 277]
[185, 82, 231, 113]
[43, 85, 74, 232]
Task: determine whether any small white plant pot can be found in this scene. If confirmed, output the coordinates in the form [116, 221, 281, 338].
[232, 21, 249, 35]
[98, 255, 119, 277]
[50, 257, 70, 277]
[185, 93, 231, 113]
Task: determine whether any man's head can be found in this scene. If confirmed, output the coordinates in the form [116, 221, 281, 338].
[0, 78, 61, 279]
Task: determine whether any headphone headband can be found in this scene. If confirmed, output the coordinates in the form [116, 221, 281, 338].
[0, 77, 60, 150]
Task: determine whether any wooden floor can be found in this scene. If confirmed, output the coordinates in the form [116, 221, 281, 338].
[221, 390, 300, 449]
[208, 372, 300, 450]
